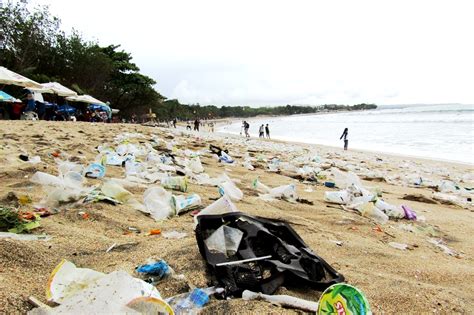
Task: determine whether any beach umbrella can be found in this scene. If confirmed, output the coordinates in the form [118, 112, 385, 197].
[32, 82, 78, 97]
[66, 94, 106, 105]
[0, 90, 21, 102]
[0, 66, 43, 89]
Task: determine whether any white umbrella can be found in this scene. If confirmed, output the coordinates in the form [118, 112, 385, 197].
[0, 66, 43, 89]
[66, 94, 106, 105]
[36, 82, 78, 97]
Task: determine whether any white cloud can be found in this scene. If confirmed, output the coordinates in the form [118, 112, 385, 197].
[30, 0, 474, 105]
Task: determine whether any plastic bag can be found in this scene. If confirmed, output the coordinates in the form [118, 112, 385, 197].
[193, 195, 238, 229]
[31, 172, 63, 187]
[84, 163, 106, 178]
[252, 178, 271, 194]
[375, 199, 405, 219]
[204, 225, 244, 256]
[186, 157, 204, 174]
[324, 190, 351, 204]
[101, 181, 133, 203]
[218, 180, 243, 201]
[359, 202, 389, 224]
[143, 186, 174, 220]
[332, 168, 362, 189]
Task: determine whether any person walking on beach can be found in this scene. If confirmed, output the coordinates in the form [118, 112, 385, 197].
[194, 119, 200, 131]
[244, 121, 250, 138]
[172, 118, 177, 128]
[265, 124, 270, 139]
[259, 124, 264, 138]
[340, 127, 348, 150]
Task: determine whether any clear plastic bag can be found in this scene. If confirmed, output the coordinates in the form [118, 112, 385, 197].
[205, 225, 244, 256]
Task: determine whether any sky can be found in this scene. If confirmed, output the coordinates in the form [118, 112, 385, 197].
[27, 0, 474, 106]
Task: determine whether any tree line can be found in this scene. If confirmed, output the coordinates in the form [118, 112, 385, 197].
[0, 2, 376, 120]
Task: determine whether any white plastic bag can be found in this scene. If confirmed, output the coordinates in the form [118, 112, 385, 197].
[143, 186, 174, 220]
[194, 195, 238, 228]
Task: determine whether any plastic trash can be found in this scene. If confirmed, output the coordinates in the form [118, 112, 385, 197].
[268, 184, 297, 201]
[401, 205, 417, 220]
[37, 260, 172, 314]
[242, 160, 255, 170]
[205, 225, 244, 256]
[359, 202, 389, 224]
[186, 157, 204, 174]
[194, 173, 220, 186]
[31, 172, 63, 187]
[28, 156, 41, 164]
[242, 290, 319, 312]
[324, 190, 351, 204]
[195, 212, 345, 297]
[101, 181, 133, 203]
[428, 239, 459, 257]
[252, 178, 271, 194]
[172, 194, 202, 215]
[166, 288, 214, 314]
[0, 232, 51, 241]
[136, 259, 173, 282]
[332, 168, 362, 189]
[438, 180, 459, 193]
[219, 151, 234, 163]
[104, 152, 124, 166]
[84, 163, 105, 178]
[143, 186, 174, 220]
[193, 195, 238, 228]
[46, 260, 105, 303]
[162, 176, 188, 192]
[162, 231, 187, 239]
[125, 160, 144, 175]
[375, 199, 405, 219]
[389, 242, 409, 250]
[317, 283, 371, 315]
[218, 179, 243, 201]
[63, 171, 84, 189]
[57, 160, 83, 176]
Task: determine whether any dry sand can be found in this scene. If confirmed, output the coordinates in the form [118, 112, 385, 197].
[0, 120, 473, 314]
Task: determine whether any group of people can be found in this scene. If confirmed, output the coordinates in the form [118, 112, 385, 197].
[241, 121, 270, 139]
[183, 119, 215, 132]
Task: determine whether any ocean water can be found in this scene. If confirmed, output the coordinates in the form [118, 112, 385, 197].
[218, 104, 474, 164]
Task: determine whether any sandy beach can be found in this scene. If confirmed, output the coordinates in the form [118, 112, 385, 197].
[1, 120, 473, 314]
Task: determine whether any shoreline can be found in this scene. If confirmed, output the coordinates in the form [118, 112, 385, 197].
[214, 117, 474, 167]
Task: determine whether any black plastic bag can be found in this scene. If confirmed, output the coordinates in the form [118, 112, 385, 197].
[195, 212, 344, 297]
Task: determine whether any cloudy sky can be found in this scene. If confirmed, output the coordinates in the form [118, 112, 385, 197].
[30, 0, 474, 106]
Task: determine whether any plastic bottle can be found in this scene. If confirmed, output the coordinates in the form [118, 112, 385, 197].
[167, 288, 218, 314]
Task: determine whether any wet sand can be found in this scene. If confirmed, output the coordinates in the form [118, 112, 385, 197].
[0, 121, 473, 314]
